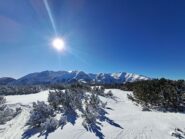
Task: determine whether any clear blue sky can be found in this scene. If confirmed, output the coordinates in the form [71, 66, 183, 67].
[0, 0, 185, 79]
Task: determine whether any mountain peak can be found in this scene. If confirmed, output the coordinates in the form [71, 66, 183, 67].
[5, 70, 150, 85]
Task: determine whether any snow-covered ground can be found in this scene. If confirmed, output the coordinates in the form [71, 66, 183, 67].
[1, 89, 185, 139]
[6, 90, 49, 105]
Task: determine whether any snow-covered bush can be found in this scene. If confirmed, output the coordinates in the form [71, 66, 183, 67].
[171, 128, 185, 139]
[91, 86, 105, 96]
[48, 89, 84, 112]
[106, 90, 113, 97]
[41, 117, 58, 132]
[0, 96, 21, 124]
[142, 106, 151, 111]
[0, 107, 15, 124]
[59, 116, 67, 128]
[0, 95, 6, 103]
[82, 93, 107, 126]
[82, 104, 98, 125]
[127, 94, 135, 101]
[27, 101, 54, 127]
[48, 90, 63, 109]
[89, 93, 102, 109]
[64, 89, 84, 109]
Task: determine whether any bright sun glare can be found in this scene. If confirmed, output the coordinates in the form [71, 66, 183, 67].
[52, 38, 65, 51]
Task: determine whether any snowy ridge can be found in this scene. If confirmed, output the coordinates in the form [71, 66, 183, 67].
[9, 71, 150, 85]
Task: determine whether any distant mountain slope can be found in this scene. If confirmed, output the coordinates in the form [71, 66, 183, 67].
[0, 77, 16, 85]
[8, 70, 150, 85]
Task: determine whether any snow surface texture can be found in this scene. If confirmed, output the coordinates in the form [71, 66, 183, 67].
[0, 89, 185, 139]
[8, 71, 149, 85]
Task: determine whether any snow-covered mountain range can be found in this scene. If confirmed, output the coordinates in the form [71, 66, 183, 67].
[0, 71, 150, 85]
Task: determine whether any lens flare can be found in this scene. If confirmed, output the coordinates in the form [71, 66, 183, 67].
[52, 38, 65, 51]
[43, 0, 57, 35]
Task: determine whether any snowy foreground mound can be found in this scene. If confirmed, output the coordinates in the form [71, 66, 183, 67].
[1, 89, 185, 139]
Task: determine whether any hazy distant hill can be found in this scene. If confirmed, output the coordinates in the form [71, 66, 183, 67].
[0, 77, 16, 85]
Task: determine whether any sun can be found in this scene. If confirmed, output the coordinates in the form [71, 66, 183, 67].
[52, 38, 65, 51]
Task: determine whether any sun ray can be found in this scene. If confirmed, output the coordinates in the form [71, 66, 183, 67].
[43, 0, 57, 35]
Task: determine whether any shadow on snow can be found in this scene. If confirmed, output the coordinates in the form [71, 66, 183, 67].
[22, 127, 55, 139]
[22, 108, 123, 139]
[83, 108, 123, 139]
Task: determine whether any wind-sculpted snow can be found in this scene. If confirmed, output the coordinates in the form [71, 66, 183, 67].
[0, 89, 185, 139]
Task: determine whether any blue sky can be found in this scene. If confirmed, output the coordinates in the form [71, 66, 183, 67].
[0, 0, 185, 79]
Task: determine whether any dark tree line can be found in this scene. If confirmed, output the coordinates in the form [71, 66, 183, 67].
[0, 83, 91, 96]
[124, 78, 185, 112]
[0, 85, 44, 95]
